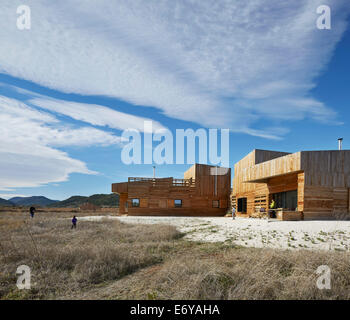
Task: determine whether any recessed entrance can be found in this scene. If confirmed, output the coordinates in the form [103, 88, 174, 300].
[272, 190, 297, 211]
[237, 197, 247, 213]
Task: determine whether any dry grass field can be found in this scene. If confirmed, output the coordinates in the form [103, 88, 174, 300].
[1, 211, 350, 300]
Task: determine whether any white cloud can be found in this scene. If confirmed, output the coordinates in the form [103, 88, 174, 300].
[0, 90, 169, 190]
[0, 194, 31, 200]
[0, 96, 126, 190]
[0, 1, 348, 139]
[0, 151, 94, 189]
[29, 97, 166, 133]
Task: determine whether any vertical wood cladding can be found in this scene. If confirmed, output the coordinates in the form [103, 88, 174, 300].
[232, 149, 350, 220]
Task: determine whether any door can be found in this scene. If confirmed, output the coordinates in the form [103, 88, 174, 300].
[237, 198, 247, 213]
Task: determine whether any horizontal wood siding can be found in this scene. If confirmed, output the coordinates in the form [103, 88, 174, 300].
[113, 164, 231, 216]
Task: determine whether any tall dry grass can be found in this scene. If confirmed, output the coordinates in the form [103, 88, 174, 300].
[2, 211, 350, 300]
[0, 211, 180, 299]
[147, 247, 350, 300]
[100, 243, 350, 300]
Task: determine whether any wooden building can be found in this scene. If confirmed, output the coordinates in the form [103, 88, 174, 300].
[112, 164, 231, 216]
[232, 149, 350, 220]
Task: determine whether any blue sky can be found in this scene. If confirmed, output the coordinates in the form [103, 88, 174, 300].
[0, 1, 349, 200]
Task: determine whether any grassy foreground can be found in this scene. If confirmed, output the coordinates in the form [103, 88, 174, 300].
[1, 211, 350, 300]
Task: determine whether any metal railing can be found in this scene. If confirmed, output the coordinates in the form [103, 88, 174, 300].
[172, 178, 195, 187]
[128, 177, 155, 182]
[128, 177, 196, 187]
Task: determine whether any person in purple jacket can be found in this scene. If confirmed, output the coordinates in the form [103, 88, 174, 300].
[71, 216, 77, 229]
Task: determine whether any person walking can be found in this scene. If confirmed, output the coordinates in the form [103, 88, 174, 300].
[232, 207, 236, 220]
[71, 216, 77, 229]
[29, 206, 36, 218]
[269, 199, 276, 218]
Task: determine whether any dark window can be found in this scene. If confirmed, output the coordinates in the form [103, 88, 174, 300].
[237, 198, 247, 213]
[272, 190, 297, 210]
[174, 199, 182, 207]
[131, 198, 140, 207]
[212, 200, 219, 208]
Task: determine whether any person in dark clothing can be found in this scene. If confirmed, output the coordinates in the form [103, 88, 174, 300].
[71, 216, 77, 229]
[29, 206, 36, 218]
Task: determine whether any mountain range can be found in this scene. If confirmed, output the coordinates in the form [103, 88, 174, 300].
[9, 196, 59, 207]
[0, 193, 119, 208]
[0, 198, 15, 206]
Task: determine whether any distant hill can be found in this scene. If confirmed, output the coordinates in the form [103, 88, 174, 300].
[4, 194, 119, 208]
[0, 198, 15, 206]
[48, 193, 119, 208]
[9, 196, 59, 207]
[86, 194, 119, 207]
[48, 195, 88, 208]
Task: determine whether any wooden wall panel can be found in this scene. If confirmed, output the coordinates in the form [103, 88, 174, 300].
[168, 199, 174, 208]
[111, 182, 128, 193]
[140, 198, 148, 208]
[220, 199, 227, 209]
[159, 199, 167, 208]
[299, 185, 333, 213]
[115, 164, 231, 216]
[118, 193, 128, 214]
[301, 151, 350, 188]
[333, 188, 348, 213]
[240, 152, 301, 184]
[267, 173, 298, 194]
[127, 207, 227, 216]
[233, 150, 350, 219]
[297, 172, 305, 211]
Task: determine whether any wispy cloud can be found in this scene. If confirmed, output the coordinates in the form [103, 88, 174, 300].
[0, 0, 349, 192]
[1, 1, 349, 139]
[29, 97, 167, 132]
[0, 91, 168, 190]
[0, 96, 121, 190]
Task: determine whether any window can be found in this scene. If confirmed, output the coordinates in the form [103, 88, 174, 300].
[272, 190, 297, 211]
[174, 199, 182, 208]
[131, 198, 140, 207]
[237, 197, 247, 213]
[212, 200, 219, 208]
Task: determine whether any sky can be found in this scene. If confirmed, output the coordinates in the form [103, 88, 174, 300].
[0, 0, 349, 200]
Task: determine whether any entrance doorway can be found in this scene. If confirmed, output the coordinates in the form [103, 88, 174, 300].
[237, 197, 247, 213]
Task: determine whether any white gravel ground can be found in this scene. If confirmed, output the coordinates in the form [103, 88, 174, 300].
[78, 215, 350, 251]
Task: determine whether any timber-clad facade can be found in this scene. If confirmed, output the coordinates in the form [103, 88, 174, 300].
[232, 149, 350, 220]
[112, 164, 231, 216]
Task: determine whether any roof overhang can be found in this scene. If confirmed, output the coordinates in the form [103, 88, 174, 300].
[243, 170, 303, 183]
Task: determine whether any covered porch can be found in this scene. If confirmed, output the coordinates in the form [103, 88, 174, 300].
[236, 171, 304, 221]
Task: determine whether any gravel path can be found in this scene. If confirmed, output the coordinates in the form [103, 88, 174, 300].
[78, 215, 350, 251]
